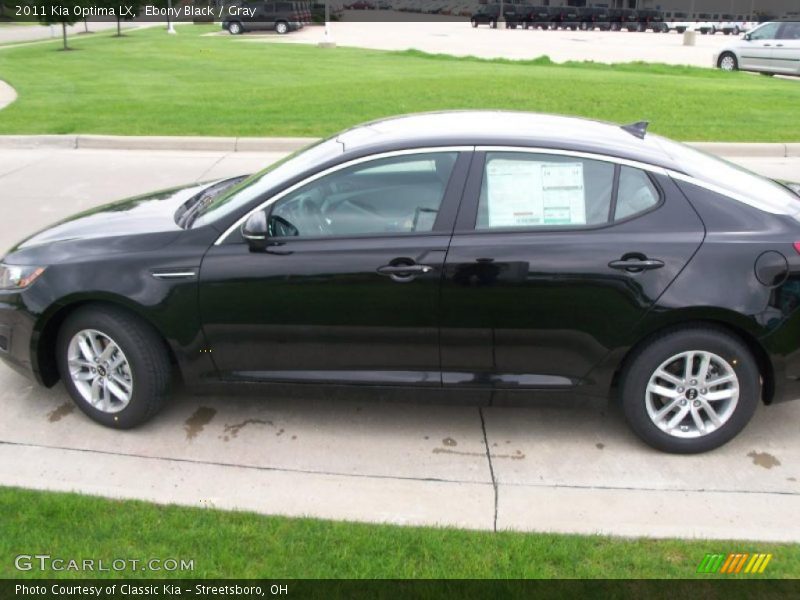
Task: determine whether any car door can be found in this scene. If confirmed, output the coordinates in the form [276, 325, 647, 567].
[440, 149, 705, 389]
[198, 149, 472, 385]
[739, 22, 782, 71]
[772, 22, 800, 74]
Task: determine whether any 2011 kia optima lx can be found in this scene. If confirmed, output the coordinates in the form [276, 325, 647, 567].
[2, 112, 800, 453]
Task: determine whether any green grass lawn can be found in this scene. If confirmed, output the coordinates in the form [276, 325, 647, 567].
[2, 486, 800, 579]
[0, 25, 798, 140]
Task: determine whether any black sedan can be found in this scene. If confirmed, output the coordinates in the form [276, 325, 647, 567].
[2, 111, 800, 454]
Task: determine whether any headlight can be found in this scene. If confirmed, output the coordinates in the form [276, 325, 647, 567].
[0, 264, 46, 290]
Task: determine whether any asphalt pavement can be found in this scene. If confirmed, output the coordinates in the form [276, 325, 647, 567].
[1, 146, 799, 541]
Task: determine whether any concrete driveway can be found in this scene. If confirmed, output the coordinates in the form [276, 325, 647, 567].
[229, 18, 737, 68]
[1, 147, 799, 541]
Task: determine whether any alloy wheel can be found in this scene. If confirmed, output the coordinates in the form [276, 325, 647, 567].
[645, 350, 739, 438]
[67, 329, 133, 414]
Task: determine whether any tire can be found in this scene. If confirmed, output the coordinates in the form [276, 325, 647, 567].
[227, 21, 243, 35]
[718, 51, 738, 71]
[471, 19, 477, 28]
[56, 305, 171, 429]
[620, 327, 759, 453]
[760, 72, 775, 77]
[676, 26, 685, 33]
[275, 21, 289, 34]
[579, 22, 588, 31]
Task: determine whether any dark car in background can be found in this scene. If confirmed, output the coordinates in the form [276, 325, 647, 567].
[3, 111, 800, 454]
[630, 9, 666, 32]
[470, 4, 500, 28]
[222, 1, 304, 34]
[578, 6, 611, 30]
[550, 5, 581, 30]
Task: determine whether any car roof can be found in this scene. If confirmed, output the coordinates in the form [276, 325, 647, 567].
[335, 111, 684, 172]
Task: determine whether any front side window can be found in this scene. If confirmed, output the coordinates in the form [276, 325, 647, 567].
[749, 22, 780, 40]
[267, 152, 458, 238]
[476, 153, 615, 229]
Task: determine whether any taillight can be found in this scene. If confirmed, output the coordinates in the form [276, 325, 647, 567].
[792, 242, 800, 255]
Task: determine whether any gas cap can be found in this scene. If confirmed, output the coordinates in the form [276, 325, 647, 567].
[754, 251, 789, 287]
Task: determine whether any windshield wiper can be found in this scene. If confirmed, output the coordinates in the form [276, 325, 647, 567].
[176, 176, 248, 229]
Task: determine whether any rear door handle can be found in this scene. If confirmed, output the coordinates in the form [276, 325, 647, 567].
[608, 258, 664, 272]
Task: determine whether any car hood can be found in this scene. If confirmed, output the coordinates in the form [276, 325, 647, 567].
[776, 179, 800, 198]
[3, 181, 223, 266]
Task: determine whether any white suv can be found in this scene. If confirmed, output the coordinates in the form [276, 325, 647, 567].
[715, 21, 800, 75]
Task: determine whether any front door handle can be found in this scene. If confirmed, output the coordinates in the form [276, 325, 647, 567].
[376, 263, 434, 282]
[775, 43, 784, 47]
[608, 258, 664, 272]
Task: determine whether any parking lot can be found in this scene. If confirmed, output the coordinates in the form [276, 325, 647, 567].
[228, 17, 737, 67]
[1, 145, 799, 541]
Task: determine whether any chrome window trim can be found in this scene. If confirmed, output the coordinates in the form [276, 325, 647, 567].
[475, 146, 671, 176]
[214, 146, 474, 245]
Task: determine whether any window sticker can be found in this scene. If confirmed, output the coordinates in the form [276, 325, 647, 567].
[486, 160, 586, 227]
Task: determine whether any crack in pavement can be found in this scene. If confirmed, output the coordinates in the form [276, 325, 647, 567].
[478, 406, 498, 532]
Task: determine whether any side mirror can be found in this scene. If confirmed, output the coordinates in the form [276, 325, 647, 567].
[242, 211, 268, 251]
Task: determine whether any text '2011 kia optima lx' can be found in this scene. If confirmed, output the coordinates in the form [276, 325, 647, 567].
[2, 111, 800, 453]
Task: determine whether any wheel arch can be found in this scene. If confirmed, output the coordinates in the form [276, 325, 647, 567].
[614, 317, 774, 405]
[32, 295, 178, 388]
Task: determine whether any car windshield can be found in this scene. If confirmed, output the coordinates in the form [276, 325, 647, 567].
[653, 135, 800, 217]
[192, 137, 343, 228]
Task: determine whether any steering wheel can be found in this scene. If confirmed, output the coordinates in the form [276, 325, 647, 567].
[297, 194, 329, 236]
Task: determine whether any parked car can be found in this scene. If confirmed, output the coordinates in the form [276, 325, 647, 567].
[630, 9, 666, 32]
[664, 12, 691, 33]
[608, 8, 636, 31]
[222, 1, 303, 34]
[578, 6, 610, 31]
[715, 21, 800, 76]
[503, 3, 529, 29]
[524, 5, 555, 29]
[4, 111, 800, 453]
[710, 16, 750, 35]
[470, 4, 499, 28]
[550, 5, 581, 30]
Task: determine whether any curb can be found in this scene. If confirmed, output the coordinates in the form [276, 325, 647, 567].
[0, 135, 798, 157]
[0, 135, 318, 153]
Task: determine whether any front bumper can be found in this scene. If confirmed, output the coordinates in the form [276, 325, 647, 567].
[0, 292, 39, 383]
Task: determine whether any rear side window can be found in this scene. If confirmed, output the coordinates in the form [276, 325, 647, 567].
[476, 152, 660, 230]
[476, 152, 614, 229]
[615, 166, 660, 220]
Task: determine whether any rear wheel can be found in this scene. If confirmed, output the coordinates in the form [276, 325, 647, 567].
[718, 51, 738, 71]
[620, 328, 759, 453]
[275, 21, 289, 34]
[471, 18, 477, 28]
[57, 305, 171, 429]
[490, 19, 497, 29]
[227, 21, 243, 35]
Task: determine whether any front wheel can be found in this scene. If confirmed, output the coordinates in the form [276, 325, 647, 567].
[57, 305, 171, 429]
[620, 328, 759, 453]
[718, 51, 738, 71]
[227, 21, 243, 35]
[275, 21, 289, 34]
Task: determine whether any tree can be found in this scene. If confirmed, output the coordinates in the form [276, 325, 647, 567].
[36, 1, 83, 50]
